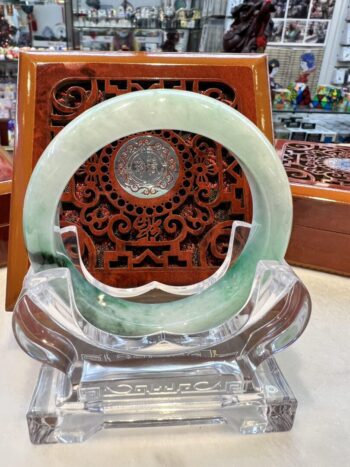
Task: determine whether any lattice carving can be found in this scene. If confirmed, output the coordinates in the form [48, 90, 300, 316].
[281, 142, 350, 190]
[51, 78, 238, 133]
[56, 78, 251, 287]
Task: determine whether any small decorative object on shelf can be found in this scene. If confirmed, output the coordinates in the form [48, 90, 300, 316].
[289, 52, 316, 108]
[313, 85, 344, 110]
[0, 81, 16, 120]
[269, 58, 282, 99]
[269, 56, 293, 111]
[13, 87, 311, 444]
[332, 67, 349, 86]
[223, 0, 276, 53]
[0, 14, 16, 48]
[112, 29, 135, 51]
[161, 30, 179, 51]
[337, 90, 350, 112]
[339, 45, 350, 62]
[273, 88, 292, 110]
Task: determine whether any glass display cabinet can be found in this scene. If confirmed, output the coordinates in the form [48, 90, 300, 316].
[70, 0, 203, 52]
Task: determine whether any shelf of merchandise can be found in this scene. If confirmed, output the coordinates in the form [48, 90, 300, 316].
[74, 26, 201, 31]
[0, 61, 18, 65]
[273, 107, 350, 115]
[0, 1, 349, 143]
[68, 0, 205, 50]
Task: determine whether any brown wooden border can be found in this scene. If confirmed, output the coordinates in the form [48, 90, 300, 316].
[6, 51, 273, 310]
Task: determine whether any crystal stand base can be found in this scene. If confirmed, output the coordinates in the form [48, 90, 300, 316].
[27, 357, 297, 444]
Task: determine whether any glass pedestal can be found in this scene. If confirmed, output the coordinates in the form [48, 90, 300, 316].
[28, 357, 296, 444]
[13, 258, 310, 444]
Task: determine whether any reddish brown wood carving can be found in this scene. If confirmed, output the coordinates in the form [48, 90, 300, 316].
[60, 130, 250, 287]
[281, 141, 350, 190]
[55, 78, 250, 287]
[6, 52, 273, 309]
[276, 139, 350, 277]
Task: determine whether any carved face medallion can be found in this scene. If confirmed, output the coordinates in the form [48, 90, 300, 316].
[115, 135, 180, 198]
[323, 157, 350, 173]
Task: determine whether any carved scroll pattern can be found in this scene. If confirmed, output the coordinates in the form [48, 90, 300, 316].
[281, 142, 350, 189]
[53, 78, 251, 287]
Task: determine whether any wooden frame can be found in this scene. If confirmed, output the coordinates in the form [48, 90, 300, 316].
[6, 51, 273, 310]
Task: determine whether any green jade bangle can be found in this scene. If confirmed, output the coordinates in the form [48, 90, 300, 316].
[23, 90, 292, 336]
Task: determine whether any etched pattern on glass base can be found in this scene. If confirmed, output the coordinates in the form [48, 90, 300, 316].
[27, 357, 297, 444]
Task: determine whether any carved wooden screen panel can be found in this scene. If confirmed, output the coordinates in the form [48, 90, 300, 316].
[55, 78, 250, 287]
[6, 53, 273, 308]
[280, 141, 350, 190]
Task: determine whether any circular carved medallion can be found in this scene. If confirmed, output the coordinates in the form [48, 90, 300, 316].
[115, 135, 180, 198]
[323, 157, 350, 173]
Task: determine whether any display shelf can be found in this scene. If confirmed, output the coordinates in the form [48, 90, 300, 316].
[74, 26, 201, 31]
[273, 107, 350, 114]
[0, 1, 348, 121]
[273, 110, 350, 145]
[267, 43, 325, 48]
[71, 0, 204, 52]
[3, 146, 13, 152]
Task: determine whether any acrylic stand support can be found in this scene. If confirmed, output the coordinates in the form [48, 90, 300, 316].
[13, 255, 311, 444]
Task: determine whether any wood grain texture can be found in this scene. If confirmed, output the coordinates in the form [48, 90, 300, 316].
[286, 224, 350, 276]
[276, 139, 350, 204]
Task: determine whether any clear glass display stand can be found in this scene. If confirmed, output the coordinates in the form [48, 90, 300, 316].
[13, 244, 311, 444]
[13, 87, 309, 444]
